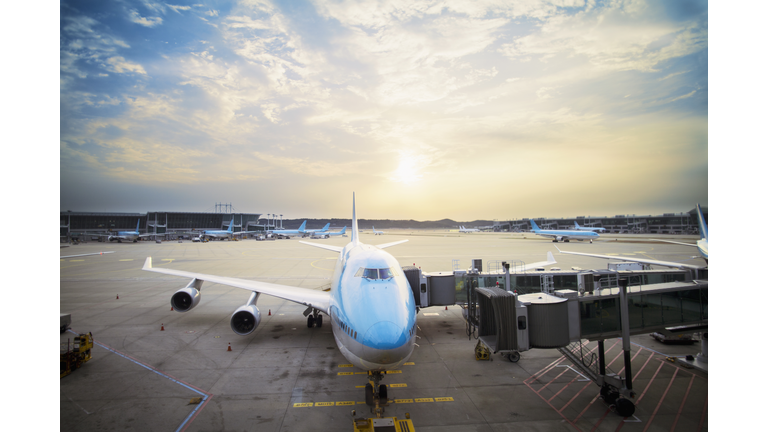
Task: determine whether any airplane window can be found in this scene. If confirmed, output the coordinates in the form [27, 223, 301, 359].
[363, 268, 379, 279]
[379, 268, 394, 279]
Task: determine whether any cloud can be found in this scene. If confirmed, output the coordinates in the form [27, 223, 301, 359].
[105, 56, 147, 74]
[128, 9, 163, 27]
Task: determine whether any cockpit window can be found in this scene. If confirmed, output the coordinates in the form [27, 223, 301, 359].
[355, 267, 400, 280]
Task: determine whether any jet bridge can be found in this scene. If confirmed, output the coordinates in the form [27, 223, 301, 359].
[406, 258, 708, 418]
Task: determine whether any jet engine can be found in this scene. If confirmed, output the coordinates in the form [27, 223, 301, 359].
[171, 287, 201, 312]
[230, 305, 262, 335]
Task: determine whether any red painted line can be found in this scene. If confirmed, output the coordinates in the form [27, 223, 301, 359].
[697, 394, 708, 432]
[635, 360, 665, 405]
[539, 364, 572, 395]
[671, 375, 696, 431]
[642, 368, 679, 432]
[562, 381, 596, 416]
[589, 408, 611, 432]
[630, 349, 658, 385]
[616, 346, 644, 376]
[548, 373, 580, 403]
[523, 379, 583, 432]
[525, 355, 566, 384]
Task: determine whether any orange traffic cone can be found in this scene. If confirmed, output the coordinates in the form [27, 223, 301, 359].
[445, 306, 448, 311]
[116, 294, 119, 299]
[161, 323, 165, 331]
[227, 343, 232, 352]
[170, 306, 174, 311]
[268, 309, 271, 316]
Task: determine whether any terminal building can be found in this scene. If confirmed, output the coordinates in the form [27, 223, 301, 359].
[60, 211, 273, 241]
[495, 206, 707, 234]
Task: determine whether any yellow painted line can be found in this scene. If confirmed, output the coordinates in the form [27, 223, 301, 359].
[337, 372, 353, 376]
[335, 401, 355, 406]
[310, 258, 336, 271]
[338, 364, 354, 367]
[355, 385, 366, 388]
[415, 398, 434, 403]
[357, 401, 367, 405]
[435, 397, 454, 402]
[70, 260, 85, 262]
[390, 384, 407, 388]
[315, 402, 334, 407]
[404, 362, 415, 366]
[162, 259, 174, 262]
[119, 259, 134, 261]
[385, 370, 402, 374]
[293, 403, 313, 407]
[354, 372, 367, 375]
[394, 399, 414, 404]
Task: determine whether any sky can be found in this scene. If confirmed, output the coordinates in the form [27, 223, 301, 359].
[57, 0, 709, 220]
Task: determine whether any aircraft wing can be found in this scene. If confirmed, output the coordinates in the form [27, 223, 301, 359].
[142, 258, 331, 313]
[298, 241, 343, 253]
[376, 239, 408, 249]
[517, 252, 557, 271]
[554, 246, 706, 270]
[651, 239, 697, 247]
[61, 251, 115, 258]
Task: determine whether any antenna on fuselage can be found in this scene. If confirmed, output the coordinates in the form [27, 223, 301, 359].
[351, 192, 360, 246]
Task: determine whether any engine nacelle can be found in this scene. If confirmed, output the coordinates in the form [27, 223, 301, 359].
[230, 305, 262, 335]
[171, 287, 201, 312]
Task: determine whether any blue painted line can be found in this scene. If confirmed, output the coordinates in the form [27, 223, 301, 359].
[67, 330, 210, 432]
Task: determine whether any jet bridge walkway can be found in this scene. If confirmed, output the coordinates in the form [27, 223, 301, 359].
[457, 274, 707, 418]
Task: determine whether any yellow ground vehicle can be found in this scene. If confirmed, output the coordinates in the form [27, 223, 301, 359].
[61, 333, 93, 378]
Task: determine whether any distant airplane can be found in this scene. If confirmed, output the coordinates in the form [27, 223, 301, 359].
[529, 219, 600, 243]
[311, 226, 347, 239]
[190, 218, 252, 241]
[143, 193, 412, 407]
[573, 222, 606, 232]
[372, 226, 384, 235]
[301, 223, 331, 236]
[459, 226, 479, 233]
[270, 221, 308, 237]
[555, 203, 708, 269]
[105, 219, 155, 243]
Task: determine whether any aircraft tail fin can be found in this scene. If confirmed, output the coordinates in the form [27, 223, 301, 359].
[696, 204, 708, 241]
[351, 193, 360, 245]
[340, 226, 346, 234]
[299, 221, 307, 232]
[322, 223, 330, 231]
[136, 219, 141, 232]
[529, 219, 540, 231]
[574, 221, 581, 229]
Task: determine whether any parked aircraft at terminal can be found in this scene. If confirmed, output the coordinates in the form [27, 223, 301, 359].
[311, 226, 347, 239]
[301, 223, 331, 236]
[529, 219, 600, 243]
[142, 194, 414, 405]
[189, 219, 253, 241]
[573, 222, 606, 232]
[269, 221, 308, 237]
[105, 220, 155, 243]
[556, 203, 708, 271]
[459, 226, 480, 233]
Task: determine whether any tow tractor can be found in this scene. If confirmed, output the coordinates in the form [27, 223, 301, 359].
[61, 332, 93, 378]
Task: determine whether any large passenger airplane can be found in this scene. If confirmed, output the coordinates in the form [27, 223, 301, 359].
[459, 226, 479, 233]
[556, 203, 708, 270]
[529, 219, 600, 243]
[311, 226, 347, 239]
[190, 219, 245, 241]
[270, 221, 308, 237]
[142, 194, 413, 407]
[301, 223, 331, 236]
[371, 226, 384, 235]
[105, 220, 155, 243]
[573, 222, 606, 232]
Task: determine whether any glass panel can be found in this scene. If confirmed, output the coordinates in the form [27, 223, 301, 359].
[642, 294, 665, 328]
[599, 298, 620, 333]
[378, 268, 394, 279]
[679, 289, 702, 323]
[354, 267, 365, 277]
[580, 301, 602, 336]
[661, 291, 682, 324]
[363, 268, 378, 279]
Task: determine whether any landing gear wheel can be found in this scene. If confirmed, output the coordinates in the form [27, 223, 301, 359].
[365, 383, 374, 406]
[507, 351, 520, 362]
[565, 239, 570, 242]
[615, 398, 635, 417]
[379, 384, 388, 401]
[316, 314, 323, 328]
[307, 315, 315, 328]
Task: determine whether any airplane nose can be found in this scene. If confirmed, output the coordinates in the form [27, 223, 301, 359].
[363, 321, 407, 350]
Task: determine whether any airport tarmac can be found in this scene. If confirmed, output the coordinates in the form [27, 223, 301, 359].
[60, 232, 708, 431]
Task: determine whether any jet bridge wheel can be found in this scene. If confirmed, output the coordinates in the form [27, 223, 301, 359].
[614, 398, 635, 417]
[506, 351, 520, 362]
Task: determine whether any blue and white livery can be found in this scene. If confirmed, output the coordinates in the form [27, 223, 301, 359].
[142, 194, 414, 405]
[105, 219, 154, 242]
[573, 221, 606, 232]
[529, 219, 600, 243]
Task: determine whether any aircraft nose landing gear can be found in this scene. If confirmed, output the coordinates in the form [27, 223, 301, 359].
[365, 371, 389, 417]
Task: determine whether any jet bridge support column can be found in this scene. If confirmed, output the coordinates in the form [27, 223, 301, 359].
[618, 278, 633, 394]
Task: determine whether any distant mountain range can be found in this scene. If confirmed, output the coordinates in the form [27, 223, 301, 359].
[269, 218, 495, 230]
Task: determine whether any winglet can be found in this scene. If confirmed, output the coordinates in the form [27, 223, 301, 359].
[546, 251, 555, 263]
[143, 257, 153, 270]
